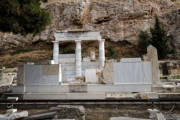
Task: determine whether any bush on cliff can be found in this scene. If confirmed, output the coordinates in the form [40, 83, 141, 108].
[138, 16, 171, 59]
[0, 0, 51, 35]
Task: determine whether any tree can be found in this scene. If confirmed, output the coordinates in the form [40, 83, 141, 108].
[138, 31, 150, 54]
[0, 0, 51, 35]
[150, 16, 170, 59]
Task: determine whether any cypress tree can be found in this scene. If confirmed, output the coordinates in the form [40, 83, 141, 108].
[150, 16, 170, 59]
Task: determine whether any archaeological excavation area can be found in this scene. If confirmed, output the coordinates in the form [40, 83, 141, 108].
[0, 30, 180, 120]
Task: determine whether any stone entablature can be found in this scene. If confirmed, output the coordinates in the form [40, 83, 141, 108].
[54, 31, 101, 41]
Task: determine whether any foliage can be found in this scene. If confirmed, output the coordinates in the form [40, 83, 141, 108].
[138, 31, 150, 54]
[150, 16, 170, 59]
[137, 16, 171, 59]
[0, 0, 51, 35]
[107, 45, 115, 58]
[9, 48, 34, 55]
[63, 47, 75, 54]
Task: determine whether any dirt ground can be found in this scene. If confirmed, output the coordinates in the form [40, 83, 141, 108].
[1, 104, 180, 120]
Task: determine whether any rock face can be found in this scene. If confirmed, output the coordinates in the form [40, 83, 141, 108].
[0, 0, 180, 57]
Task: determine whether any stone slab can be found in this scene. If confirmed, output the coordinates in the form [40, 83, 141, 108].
[87, 84, 152, 93]
[25, 85, 69, 93]
[42, 65, 59, 75]
[110, 117, 149, 120]
[102, 62, 114, 84]
[114, 62, 152, 84]
[69, 85, 87, 93]
[23, 92, 106, 100]
[85, 69, 98, 84]
[13, 84, 152, 94]
[24, 64, 60, 85]
[54, 32, 101, 41]
[120, 58, 142, 63]
[17, 65, 25, 85]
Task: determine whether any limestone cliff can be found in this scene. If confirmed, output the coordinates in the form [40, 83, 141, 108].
[0, 0, 180, 57]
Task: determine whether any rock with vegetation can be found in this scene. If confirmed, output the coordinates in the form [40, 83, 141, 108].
[0, 0, 180, 67]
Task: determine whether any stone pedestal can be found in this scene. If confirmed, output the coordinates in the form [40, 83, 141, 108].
[90, 51, 96, 61]
[53, 41, 59, 64]
[75, 40, 82, 77]
[99, 39, 105, 68]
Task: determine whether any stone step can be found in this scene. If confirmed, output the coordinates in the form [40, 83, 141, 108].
[59, 54, 75, 58]
[59, 58, 75, 64]
[62, 71, 75, 75]
[23, 92, 106, 100]
[59, 54, 76, 64]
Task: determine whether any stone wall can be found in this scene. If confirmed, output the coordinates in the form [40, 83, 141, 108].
[17, 64, 61, 86]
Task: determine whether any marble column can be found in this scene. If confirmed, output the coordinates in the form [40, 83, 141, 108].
[75, 40, 82, 77]
[99, 39, 105, 68]
[53, 41, 59, 64]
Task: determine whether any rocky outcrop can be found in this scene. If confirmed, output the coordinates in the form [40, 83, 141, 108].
[0, 0, 180, 57]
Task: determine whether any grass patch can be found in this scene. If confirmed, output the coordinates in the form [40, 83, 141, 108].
[9, 48, 34, 55]
[169, 75, 180, 79]
[0, 50, 52, 67]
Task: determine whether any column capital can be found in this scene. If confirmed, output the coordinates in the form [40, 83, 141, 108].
[52, 41, 59, 43]
[75, 40, 82, 43]
[98, 39, 105, 42]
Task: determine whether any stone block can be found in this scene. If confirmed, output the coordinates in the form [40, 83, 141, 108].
[106, 93, 139, 99]
[42, 65, 59, 75]
[69, 85, 87, 93]
[102, 62, 114, 84]
[113, 62, 152, 84]
[24, 64, 60, 85]
[17, 65, 25, 85]
[90, 51, 96, 61]
[147, 45, 159, 85]
[85, 69, 98, 84]
[110, 117, 150, 120]
[120, 58, 141, 63]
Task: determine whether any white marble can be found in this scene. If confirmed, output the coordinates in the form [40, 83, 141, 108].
[85, 69, 98, 83]
[53, 41, 59, 64]
[99, 39, 105, 68]
[90, 51, 96, 61]
[75, 40, 82, 77]
[54, 32, 101, 41]
[24, 65, 60, 85]
[120, 58, 142, 63]
[114, 61, 152, 84]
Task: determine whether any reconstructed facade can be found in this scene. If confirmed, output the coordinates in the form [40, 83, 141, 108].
[12, 31, 159, 100]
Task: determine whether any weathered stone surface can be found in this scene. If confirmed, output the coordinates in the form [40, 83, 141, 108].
[23, 64, 61, 85]
[50, 105, 85, 120]
[85, 69, 98, 84]
[102, 62, 114, 84]
[146, 45, 159, 85]
[42, 65, 59, 75]
[0, 0, 179, 57]
[110, 117, 149, 120]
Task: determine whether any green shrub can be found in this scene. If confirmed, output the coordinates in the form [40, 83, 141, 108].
[138, 31, 150, 54]
[137, 16, 172, 59]
[0, 0, 51, 35]
[63, 47, 74, 54]
[9, 48, 34, 55]
[107, 45, 115, 58]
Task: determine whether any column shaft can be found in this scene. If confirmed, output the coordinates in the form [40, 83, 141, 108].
[75, 40, 82, 77]
[99, 39, 105, 68]
[53, 41, 59, 64]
